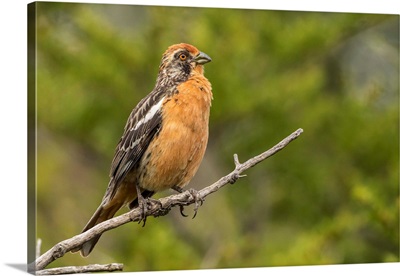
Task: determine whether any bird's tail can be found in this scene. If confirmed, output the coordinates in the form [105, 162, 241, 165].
[72, 187, 152, 256]
[72, 202, 123, 257]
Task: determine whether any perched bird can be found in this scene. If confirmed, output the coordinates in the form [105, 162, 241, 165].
[74, 43, 212, 257]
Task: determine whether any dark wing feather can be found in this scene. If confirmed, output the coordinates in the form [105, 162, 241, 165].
[105, 91, 165, 200]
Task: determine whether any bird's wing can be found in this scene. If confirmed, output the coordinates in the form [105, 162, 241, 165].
[106, 90, 166, 200]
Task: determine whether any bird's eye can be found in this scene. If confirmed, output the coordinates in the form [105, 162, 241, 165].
[179, 53, 187, 61]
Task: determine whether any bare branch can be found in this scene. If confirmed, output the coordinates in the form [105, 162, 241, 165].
[36, 263, 123, 275]
[31, 128, 303, 272]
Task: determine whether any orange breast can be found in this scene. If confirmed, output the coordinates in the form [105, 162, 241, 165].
[138, 75, 212, 192]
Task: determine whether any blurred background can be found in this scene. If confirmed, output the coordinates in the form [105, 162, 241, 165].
[31, 2, 398, 272]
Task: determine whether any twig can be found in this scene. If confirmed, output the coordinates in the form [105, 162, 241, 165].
[35, 263, 124, 275]
[31, 128, 303, 272]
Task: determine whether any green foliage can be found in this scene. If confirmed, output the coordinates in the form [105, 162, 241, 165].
[33, 2, 399, 271]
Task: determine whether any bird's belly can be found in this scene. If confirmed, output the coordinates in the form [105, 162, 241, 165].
[138, 119, 208, 192]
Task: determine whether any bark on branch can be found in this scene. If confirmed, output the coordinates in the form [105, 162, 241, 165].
[35, 263, 124, 275]
[31, 128, 303, 273]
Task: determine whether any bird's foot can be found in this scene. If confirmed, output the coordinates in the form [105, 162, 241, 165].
[134, 185, 156, 226]
[137, 197, 163, 227]
[172, 186, 204, 219]
[136, 195, 148, 226]
[188, 188, 204, 219]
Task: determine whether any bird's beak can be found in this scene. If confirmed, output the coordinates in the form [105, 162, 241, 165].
[194, 51, 212, 65]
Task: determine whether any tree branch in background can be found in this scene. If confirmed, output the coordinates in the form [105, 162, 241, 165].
[31, 128, 303, 274]
[35, 263, 124, 275]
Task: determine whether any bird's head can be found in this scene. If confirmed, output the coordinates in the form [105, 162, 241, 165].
[157, 43, 212, 85]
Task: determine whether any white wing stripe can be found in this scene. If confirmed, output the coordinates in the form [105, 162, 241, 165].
[133, 96, 165, 131]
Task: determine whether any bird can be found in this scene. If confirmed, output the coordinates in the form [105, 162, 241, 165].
[73, 43, 213, 257]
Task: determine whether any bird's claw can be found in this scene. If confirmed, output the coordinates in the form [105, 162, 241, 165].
[179, 205, 188, 217]
[137, 196, 162, 227]
[188, 188, 204, 219]
[137, 198, 148, 227]
[172, 186, 204, 218]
